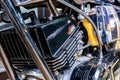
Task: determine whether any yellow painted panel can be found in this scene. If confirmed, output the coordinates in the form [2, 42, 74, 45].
[82, 19, 99, 46]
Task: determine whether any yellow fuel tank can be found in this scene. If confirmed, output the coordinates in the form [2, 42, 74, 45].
[82, 19, 99, 46]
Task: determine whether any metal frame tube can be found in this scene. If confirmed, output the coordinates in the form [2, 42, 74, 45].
[0, 0, 55, 80]
[0, 45, 16, 80]
[47, 0, 59, 16]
